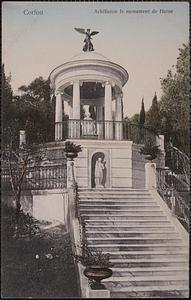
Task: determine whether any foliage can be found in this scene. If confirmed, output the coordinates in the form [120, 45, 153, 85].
[1, 65, 15, 145]
[1, 73, 69, 146]
[2, 142, 46, 217]
[159, 43, 189, 154]
[139, 98, 145, 126]
[2, 204, 39, 239]
[63, 141, 82, 153]
[74, 243, 112, 267]
[14, 77, 55, 144]
[146, 93, 161, 134]
[140, 142, 161, 160]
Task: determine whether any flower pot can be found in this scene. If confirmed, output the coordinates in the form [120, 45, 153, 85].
[65, 152, 78, 160]
[144, 154, 153, 160]
[144, 154, 155, 161]
[84, 266, 112, 289]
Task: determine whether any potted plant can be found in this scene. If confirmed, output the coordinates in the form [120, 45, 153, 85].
[63, 141, 82, 160]
[74, 244, 112, 289]
[140, 142, 161, 161]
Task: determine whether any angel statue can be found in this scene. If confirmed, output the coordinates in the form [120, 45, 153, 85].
[74, 28, 99, 52]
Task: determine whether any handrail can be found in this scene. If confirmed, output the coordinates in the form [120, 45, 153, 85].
[156, 167, 189, 231]
[165, 142, 190, 186]
[55, 119, 157, 144]
[2, 164, 67, 190]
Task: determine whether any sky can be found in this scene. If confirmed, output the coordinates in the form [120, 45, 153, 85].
[2, 1, 189, 117]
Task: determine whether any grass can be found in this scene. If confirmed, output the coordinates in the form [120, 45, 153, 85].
[2, 223, 80, 298]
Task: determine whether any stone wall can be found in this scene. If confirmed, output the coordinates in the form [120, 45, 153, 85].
[2, 189, 68, 224]
[72, 139, 133, 188]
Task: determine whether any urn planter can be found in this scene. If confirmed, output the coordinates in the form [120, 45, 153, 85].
[84, 265, 112, 289]
[65, 152, 78, 160]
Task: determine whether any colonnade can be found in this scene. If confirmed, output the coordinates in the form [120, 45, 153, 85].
[55, 80, 123, 141]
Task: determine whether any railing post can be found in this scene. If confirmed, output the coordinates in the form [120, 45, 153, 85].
[67, 160, 75, 188]
[145, 162, 157, 190]
[170, 188, 176, 215]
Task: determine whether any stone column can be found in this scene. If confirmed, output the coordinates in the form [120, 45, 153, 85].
[115, 93, 123, 140]
[104, 81, 113, 140]
[55, 92, 63, 140]
[65, 100, 73, 139]
[72, 81, 80, 138]
[97, 106, 103, 139]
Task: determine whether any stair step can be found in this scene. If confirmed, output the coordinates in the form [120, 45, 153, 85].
[84, 219, 171, 225]
[79, 189, 150, 193]
[112, 267, 189, 277]
[81, 210, 164, 215]
[82, 212, 164, 217]
[79, 195, 153, 199]
[103, 251, 187, 259]
[89, 244, 187, 251]
[110, 284, 189, 298]
[103, 276, 188, 287]
[83, 215, 168, 220]
[80, 203, 159, 207]
[80, 200, 157, 205]
[86, 231, 179, 238]
[109, 258, 188, 268]
[86, 225, 175, 231]
[80, 204, 162, 213]
[87, 237, 183, 245]
[105, 250, 187, 256]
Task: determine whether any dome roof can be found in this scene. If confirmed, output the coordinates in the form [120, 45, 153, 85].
[70, 51, 110, 62]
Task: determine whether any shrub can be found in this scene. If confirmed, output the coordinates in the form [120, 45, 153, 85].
[2, 204, 39, 239]
[63, 141, 82, 153]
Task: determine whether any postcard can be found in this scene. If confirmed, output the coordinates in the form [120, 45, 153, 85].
[2, 1, 189, 298]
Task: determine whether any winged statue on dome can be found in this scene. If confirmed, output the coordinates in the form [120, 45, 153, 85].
[74, 28, 99, 52]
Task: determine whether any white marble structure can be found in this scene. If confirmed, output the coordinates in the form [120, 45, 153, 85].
[50, 52, 128, 141]
[50, 51, 132, 188]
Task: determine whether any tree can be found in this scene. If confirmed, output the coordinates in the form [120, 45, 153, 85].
[128, 114, 139, 124]
[139, 98, 145, 126]
[2, 65, 14, 144]
[146, 92, 160, 134]
[2, 138, 46, 235]
[15, 77, 55, 144]
[159, 43, 189, 154]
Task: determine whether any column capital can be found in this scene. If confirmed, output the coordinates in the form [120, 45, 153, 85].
[70, 80, 80, 85]
[55, 90, 64, 96]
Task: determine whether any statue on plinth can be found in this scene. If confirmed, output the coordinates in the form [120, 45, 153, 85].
[82, 111, 96, 136]
[95, 158, 104, 187]
[74, 28, 99, 52]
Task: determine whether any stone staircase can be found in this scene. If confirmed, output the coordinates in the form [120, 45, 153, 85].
[78, 188, 189, 298]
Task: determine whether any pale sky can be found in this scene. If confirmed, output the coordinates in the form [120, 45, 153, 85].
[2, 1, 189, 117]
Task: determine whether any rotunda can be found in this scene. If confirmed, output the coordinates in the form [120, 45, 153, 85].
[50, 51, 129, 141]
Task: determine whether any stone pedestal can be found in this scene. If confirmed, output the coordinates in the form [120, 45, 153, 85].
[70, 139, 133, 189]
[86, 287, 110, 298]
[145, 162, 157, 190]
